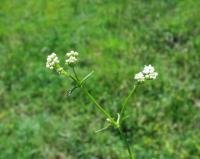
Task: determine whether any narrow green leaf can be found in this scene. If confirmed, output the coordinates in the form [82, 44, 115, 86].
[81, 71, 94, 84]
[95, 124, 111, 133]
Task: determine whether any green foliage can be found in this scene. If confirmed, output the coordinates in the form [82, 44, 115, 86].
[0, 0, 200, 158]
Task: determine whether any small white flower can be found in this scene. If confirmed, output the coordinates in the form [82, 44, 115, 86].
[65, 50, 79, 65]
[65, 56, 78, 65]
[66, 51, 79, 57]
[134, 64, 158, 82]
[142, 65, 155, 75]
[143, 65, 158, 80]
[149, 72, 158, 79]
[134, 72, 145, 82]
[46, 53, 59, 70]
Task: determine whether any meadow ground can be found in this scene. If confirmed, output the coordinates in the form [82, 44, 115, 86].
[0, 0, 200, 159]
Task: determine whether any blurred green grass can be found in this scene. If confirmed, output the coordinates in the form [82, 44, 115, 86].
[0, 0, 200, 159]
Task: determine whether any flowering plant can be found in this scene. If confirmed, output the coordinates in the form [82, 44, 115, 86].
[46, 51, 158, 159]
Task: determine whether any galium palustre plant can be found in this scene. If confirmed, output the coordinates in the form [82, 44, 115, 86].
[46, 51, 158, 159]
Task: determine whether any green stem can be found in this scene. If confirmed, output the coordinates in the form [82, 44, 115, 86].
[69, 74, 77, 82]
[72, 66, 79, 81]
[70, 68, 135, 158]
[72, 67, 115, 125]
[81, 86, 116, 124]
[120, 84, 137, 119]
[118, 128, 135, 159]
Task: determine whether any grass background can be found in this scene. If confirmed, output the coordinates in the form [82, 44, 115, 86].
[0, 0, 200, 158]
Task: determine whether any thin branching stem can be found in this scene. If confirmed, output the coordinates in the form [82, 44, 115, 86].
[72, 67, 135, 158]
[72, 67, 116, 125]
[72, 66, 79, 81]
[69, 74, 77, 82]
[118, 128, 135, 159]
[81, 86, 115, 124]
[120, 84, 137, 120]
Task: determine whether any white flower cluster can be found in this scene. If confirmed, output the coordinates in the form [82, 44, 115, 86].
[134, 72, 145, 82]
[134, 65, 158, 82]
[65, 51, 79, 65]
[46, 53, 59, 70]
